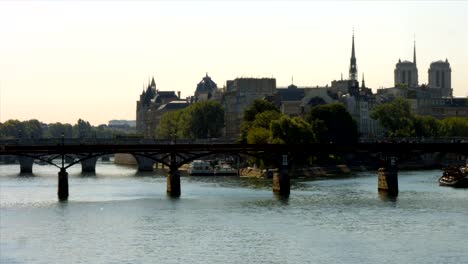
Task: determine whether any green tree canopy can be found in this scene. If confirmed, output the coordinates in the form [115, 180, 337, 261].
[45, 123, 74, 138]
[157, 110, 183, 139]
[370, 97, 416, 137]
[156, 101, 224, 140]
[74, 119, 93, 138]
[270, 116, 316, 144]
[246, 127, 270, 144]
[440, 117, 468, 137]
[306, 103, 358, 143]
[243, 99, 280, 122]
[413, 115, 442, 138]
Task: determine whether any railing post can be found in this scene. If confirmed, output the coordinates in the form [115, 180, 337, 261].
[273, 154, 290, 196]
[167, 152, 181, 197]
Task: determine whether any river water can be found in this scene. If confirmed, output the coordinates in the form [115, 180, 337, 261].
[1, 163, 467, 264]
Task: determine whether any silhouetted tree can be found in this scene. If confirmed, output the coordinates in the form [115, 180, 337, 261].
[306, 103, 358, 143]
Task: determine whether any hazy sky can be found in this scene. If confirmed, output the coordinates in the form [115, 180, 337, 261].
[1, 1, 467, 125]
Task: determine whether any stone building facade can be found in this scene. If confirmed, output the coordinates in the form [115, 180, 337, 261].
[428, 59, 452, 97]
[222, 78, 276, 139]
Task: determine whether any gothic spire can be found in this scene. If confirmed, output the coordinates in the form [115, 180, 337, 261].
[413, 39, 417, 65]
[349, 30, 358, 81]
[361, 73, 366, 88]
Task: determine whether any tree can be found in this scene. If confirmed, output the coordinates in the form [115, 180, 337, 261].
[157, 110, 183, 139]
[45, 123, 73, 138]
[74, 119, 93, 138]
[22, 119, 44, 139]
[246, 127, 270, 144]
[413, 115, 442, 138]
[370, 97, 415, 137]
[0, 120, 24, 139]
[243, 99, 280, 122]
[270, 116, 316, 144]
[306, 103, 358, 143]
[156, 101, 224, 140]
[440, 117, 468, 137]
[240, 102, 281, 143]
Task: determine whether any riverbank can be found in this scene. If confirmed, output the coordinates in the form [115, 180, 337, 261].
[239, 165, 358, 179]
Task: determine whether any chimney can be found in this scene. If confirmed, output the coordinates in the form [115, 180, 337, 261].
[177, 91, 181, 99]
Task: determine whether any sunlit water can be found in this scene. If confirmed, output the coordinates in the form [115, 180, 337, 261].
[1, 163, 467, 264]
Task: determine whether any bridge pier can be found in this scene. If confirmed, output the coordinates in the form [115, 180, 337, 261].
[81, 156, 98, 173]
[58, 168, 69, 200]
[378, 156, 398, 196]
[167, 153, 181, 197]
[134, 155, 155, 172]
[19, 156, 34, 173]
[273, 154, 290, 196]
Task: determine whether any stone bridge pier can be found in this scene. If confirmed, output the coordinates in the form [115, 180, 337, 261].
[166, 152, 181, 197]
[273, 154, 290, 196]
[378, 156, 399, 196]
[80, 156, 99, 173]
[134, 155, 156, 172]
[19, 155, 34, 173]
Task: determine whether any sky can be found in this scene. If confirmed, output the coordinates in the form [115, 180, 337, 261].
[0, 1, 467, 125]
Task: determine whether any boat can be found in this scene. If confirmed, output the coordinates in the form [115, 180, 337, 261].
[439, 165, 468, 188]
[214, 162, 238, 176]
[188, 160, 214, 176]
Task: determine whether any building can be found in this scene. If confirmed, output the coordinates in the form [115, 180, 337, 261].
[136, 78, 157, 133]
[136, 77, 187, 138]
[428, 59, 452, 97]
[394, 42, 419, 88]
[194, 73, 221, 102]
[222, 78, 276, 138]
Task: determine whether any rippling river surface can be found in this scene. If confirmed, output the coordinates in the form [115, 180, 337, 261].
[1, 163, 467, 264]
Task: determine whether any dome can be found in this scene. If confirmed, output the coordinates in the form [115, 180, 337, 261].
[195, 73, 218, 95]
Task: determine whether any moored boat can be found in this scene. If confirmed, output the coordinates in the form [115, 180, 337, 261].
[439, 165, 468, 188]
[214, 162, 238, 176]
[188, 160, 214, 176]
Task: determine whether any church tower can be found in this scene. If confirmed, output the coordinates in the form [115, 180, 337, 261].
[428, 59, 452, 97]
[394, 41, 419, 88]
[349, 32, 358, 82]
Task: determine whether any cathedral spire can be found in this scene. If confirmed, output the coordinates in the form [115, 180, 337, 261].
[361, 73, 365, 88]
[413, 39, 417, 65]
[349, 30, 358, 81]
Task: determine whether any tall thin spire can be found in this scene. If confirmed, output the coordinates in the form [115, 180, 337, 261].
[361, 73, 365, 88]
[349, 29, 358, 81]
[413, 38, 417, 65]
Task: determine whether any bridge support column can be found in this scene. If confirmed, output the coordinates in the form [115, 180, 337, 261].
[134, 155, 155, 172]
[167, 153, 181, 197]
[58, 168, 69, 200]
[378, 156, 398, 196]
[273, 154, 290, 196]
[19, 156, 34, 173]
[80, 156, 98, 173]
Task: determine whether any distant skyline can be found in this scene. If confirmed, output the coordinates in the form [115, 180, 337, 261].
[1, 1, 467, 125]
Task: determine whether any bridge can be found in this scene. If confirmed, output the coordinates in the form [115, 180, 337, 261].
[1, 139, 467, 200]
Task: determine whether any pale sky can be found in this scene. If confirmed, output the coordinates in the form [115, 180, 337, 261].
[1, 1, 467, 125]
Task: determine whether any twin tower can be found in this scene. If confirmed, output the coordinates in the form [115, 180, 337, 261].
[350, 32, 452, 98]
[394, 41, 452, 97]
